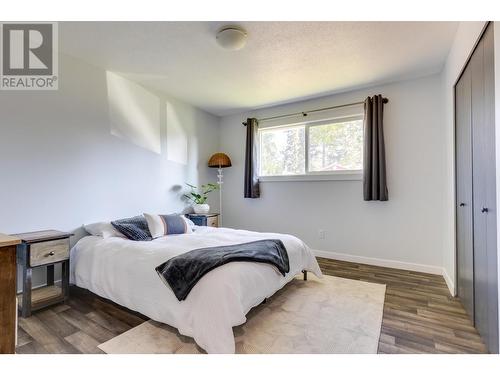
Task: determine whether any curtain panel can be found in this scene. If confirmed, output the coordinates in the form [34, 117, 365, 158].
[244, 118, 260, 198]
[363, 95, 389, 201]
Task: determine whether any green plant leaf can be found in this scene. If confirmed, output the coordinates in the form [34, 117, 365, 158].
[184, 181, 219, 205]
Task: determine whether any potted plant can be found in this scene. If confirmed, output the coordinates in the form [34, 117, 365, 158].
[184, 183, 219, 214]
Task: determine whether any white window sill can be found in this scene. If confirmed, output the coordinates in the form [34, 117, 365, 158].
[259, 172, 362, 182]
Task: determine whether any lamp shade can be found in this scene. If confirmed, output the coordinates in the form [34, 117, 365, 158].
[208, 153, 232, 168]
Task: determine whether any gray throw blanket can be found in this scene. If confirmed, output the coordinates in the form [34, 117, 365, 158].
[155, 239, 290, 301]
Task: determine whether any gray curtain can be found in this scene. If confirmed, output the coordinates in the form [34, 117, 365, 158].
[244, 118, 260, 198]
[363, 95, 388, 201]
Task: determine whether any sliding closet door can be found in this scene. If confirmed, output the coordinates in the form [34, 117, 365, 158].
[455, 63, 474, 322]
[471, 31, 488, 349]
[482, 25, 499, 355]
[456, 22, 498, 353]
[472, 24, 499, 354]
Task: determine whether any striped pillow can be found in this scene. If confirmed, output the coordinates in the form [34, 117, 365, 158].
[144, 213, 193, 238]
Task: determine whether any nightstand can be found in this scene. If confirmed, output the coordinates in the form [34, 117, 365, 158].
[186, 213, 219, 228]
[14, 230, 73, 318]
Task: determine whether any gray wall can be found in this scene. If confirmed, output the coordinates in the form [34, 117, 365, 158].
[219, 74, 447, 274]
[0, 54, 220, 288]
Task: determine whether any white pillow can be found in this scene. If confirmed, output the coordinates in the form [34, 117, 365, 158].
[144, 213, 193, 239]
[84, 222, 126, 238]
[184, 215, 196, 228]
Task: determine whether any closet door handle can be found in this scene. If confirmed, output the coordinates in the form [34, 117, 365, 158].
[481, 207, 489, 213]
[459, 203, 466, 207]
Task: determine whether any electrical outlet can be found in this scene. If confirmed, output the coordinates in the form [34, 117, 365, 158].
[318, 230, 326, 240]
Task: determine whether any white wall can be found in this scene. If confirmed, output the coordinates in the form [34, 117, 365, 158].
[441, 21, 486, 294]
[0, 54, 220, 288]
[219, 74, 446, 274]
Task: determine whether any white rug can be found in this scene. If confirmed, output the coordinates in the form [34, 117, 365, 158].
[98, 275, 386, 354]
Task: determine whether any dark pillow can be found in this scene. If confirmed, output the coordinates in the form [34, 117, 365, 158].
[111, 216, 152, 241]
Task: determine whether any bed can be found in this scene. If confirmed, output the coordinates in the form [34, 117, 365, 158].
[70, 225, 322, 353]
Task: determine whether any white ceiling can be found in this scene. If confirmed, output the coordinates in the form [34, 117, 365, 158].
[60, 22, 458, 116]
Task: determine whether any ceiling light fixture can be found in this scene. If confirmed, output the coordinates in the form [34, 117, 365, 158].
[216, 26, 247, 51]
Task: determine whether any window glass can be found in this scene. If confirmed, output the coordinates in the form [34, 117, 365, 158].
[308, 119, 363, 172]
[259, 125, 305, 176]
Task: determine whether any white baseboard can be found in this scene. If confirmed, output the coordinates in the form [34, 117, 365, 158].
[442, 268, 456, 296]
[312, 249, 443, 274]
[313, 249, 455, 296]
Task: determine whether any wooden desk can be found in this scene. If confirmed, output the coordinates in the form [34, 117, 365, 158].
[0, 233, 21, 354]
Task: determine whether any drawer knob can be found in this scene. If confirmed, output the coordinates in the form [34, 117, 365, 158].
[481, 207, 489, 213]
[48, 251, 55, 256]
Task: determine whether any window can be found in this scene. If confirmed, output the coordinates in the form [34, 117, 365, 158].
[258, 115, 364, 180]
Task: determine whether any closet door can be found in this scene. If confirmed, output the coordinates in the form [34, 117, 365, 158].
[471, 23, 498, 354]
[455, 63, 474, 321]
[456, 22, 498, 353]
[482, 24, 499, 355]
[471, 30, 488, 347]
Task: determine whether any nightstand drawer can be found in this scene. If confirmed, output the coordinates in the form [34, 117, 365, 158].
[186, 214, 219, 227]
[207, 216, 218, 227]
[30, 238, 69, 267]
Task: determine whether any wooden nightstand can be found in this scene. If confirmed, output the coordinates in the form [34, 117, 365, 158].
[14, 230, 73, 318]
[186, 213, 219, 228]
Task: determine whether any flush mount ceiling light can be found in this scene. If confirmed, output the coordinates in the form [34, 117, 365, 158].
[216, 26, 247, 50]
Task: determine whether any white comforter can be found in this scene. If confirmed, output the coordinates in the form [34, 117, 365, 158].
[70, 226, 322, 353]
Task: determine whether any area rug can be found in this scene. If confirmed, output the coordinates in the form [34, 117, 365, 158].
[98, 274, 386, 354]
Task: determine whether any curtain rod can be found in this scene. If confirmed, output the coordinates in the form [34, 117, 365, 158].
[242, 97, 389, 125]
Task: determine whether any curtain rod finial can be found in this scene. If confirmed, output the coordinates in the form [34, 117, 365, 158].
[383, 98, 389, 104]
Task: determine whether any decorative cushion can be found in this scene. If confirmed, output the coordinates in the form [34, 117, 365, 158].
[144, 213, 193, 238]
[84, 222, 127, 239]
[111, 216, 152, 241]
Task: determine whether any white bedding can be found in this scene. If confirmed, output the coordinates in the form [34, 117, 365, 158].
[70, 226, 322, 353]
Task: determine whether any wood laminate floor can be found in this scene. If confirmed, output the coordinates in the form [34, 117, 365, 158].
[15, 257, 488, 354]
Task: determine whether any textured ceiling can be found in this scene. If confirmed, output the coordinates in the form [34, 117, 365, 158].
[60, 21, 458, 116]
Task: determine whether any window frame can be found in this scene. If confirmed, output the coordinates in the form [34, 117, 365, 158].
[258, 114, 364, 182]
